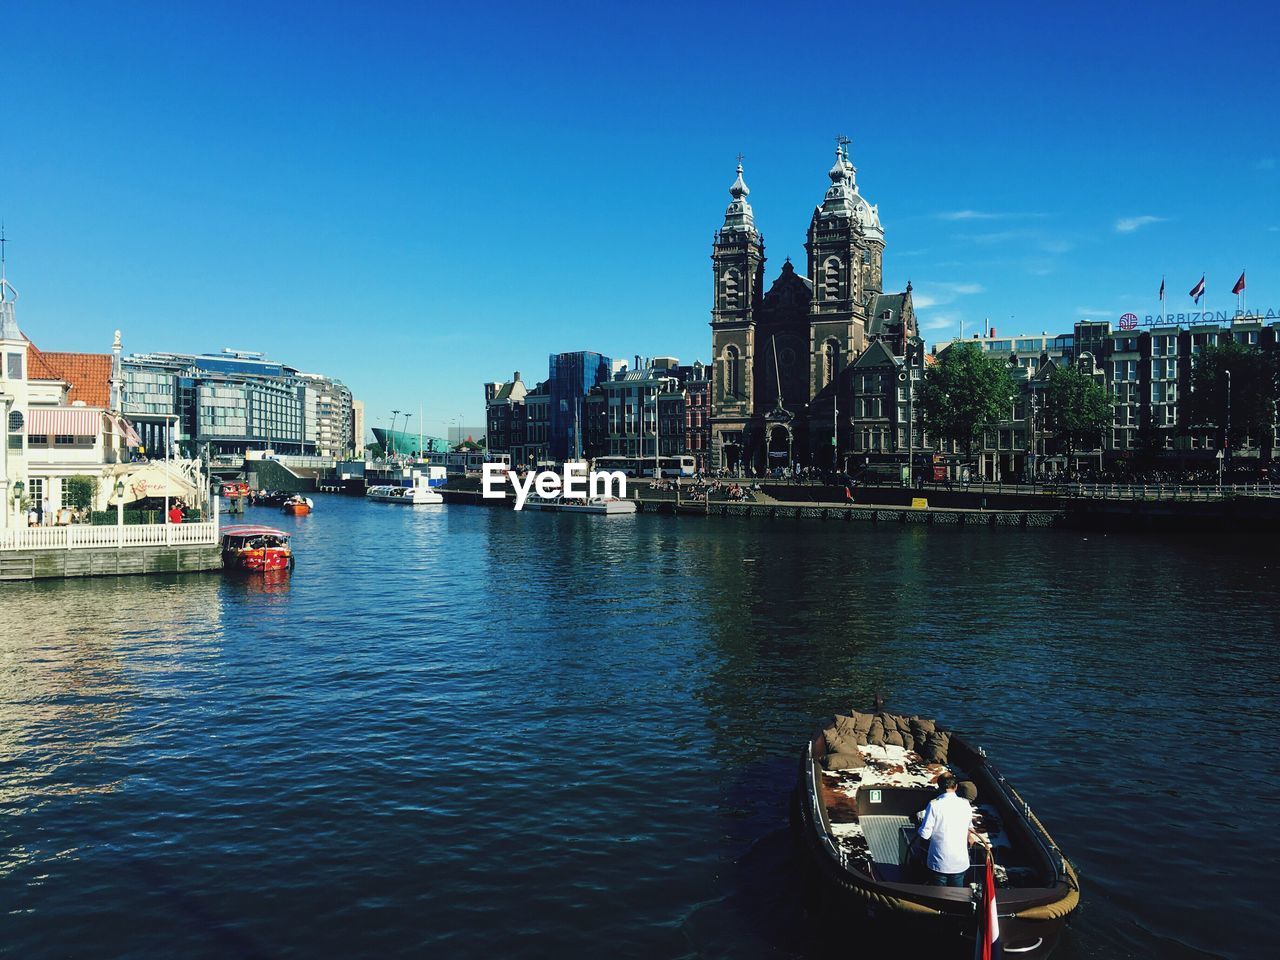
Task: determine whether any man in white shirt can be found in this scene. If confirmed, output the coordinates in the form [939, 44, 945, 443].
[916, 773, 981, 886]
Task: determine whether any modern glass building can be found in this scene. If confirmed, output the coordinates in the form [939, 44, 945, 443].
[547, 351, 611, 461]
[121, 350, 344, 458]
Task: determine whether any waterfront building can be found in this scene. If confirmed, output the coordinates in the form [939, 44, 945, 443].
[351, 399, 365, 456]
[932, 315, 1280, 479]
[485, 352, 611, 466]
[548, 351, 612, 460]
[122, 349, 315, 458]
[296, 372, 355, 459]
[0, 272, 163, 527]
[709, 146, 918, 472]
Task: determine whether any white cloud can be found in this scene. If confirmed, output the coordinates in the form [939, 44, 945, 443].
[922, 314, 959, 331]
[1115, 215, 1167, 233]
[936, 210, 1046, 222]
[938, 210, 1004, 221]
[910, 282, 984, 311]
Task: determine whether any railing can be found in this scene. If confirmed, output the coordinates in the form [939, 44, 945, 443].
[1067, 482, 1277, 500]
[0, 520, 220, 552]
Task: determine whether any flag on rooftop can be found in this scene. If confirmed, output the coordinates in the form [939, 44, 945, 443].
[1189, 276, 1205, 304]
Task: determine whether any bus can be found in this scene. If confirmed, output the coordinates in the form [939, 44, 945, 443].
[422, 450, 510, 475]
[594, 455, 695, 478]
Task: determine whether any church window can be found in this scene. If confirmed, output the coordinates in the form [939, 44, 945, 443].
[724, 345, 740, 398]
[823, 340, 839, 388]
[823, 258, 841, 299]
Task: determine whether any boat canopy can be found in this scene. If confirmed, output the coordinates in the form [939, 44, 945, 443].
[222, 525, 290, 538]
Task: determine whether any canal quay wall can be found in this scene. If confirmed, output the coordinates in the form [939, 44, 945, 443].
[440, 478, 1280, 534]
[0, 522, 224, 582]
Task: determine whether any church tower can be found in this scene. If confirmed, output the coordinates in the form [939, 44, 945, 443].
[806, 142, 870, 403]
[709, 161, 765, 471]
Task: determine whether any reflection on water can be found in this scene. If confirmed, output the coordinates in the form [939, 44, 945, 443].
[0, 499, 1275, 960]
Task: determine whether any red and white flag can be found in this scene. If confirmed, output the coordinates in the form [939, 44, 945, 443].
[1189, 276, 1205, 304]
[975, 849, 1002, 960]
[1232, 271, 1246, 295]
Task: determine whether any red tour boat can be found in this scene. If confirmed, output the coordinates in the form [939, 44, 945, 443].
[221, 524, 294, 572]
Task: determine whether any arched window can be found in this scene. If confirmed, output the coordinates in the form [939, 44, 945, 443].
[722, 269, 741, 310]
[823, 258, 842, 300]
[724, 345, 740, 398]
[823, 339, 839, 388]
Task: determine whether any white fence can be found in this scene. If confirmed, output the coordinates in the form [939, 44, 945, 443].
[1068, 483, 1277, 501]
[0, 519, 220, 552]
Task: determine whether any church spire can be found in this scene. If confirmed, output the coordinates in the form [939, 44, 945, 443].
[720, 157, 758, 238]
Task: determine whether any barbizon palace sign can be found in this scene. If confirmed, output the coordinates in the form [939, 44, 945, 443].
[1119, 308, 1280, 328]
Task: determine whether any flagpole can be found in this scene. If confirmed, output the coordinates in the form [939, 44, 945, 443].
[1160, 275, 1165, 326]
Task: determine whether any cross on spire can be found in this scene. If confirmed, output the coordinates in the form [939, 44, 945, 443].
[736, 152, 744, 165]
[0, 222, 7, 282]
[835, 134, 851, 159]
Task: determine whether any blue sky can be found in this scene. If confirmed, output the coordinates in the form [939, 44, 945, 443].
[3, 0, 1277, 438]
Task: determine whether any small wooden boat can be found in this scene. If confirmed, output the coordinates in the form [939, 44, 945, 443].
[794, 707, 1079, 957]
[221, 524, 294, 572]
[281, 496, 313, 516]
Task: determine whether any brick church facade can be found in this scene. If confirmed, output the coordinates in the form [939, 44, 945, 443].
[709, 144, 917, 472]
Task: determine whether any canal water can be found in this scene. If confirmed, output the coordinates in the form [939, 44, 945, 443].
[1, 497, 1274, 959]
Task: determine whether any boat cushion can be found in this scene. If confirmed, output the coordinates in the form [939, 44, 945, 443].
[910, 717, 937, 742]
[831, 714, 869, 745]
[824, 727, 860, 756]
[920, 730, 951, 764]
[822, 751, 866, 770]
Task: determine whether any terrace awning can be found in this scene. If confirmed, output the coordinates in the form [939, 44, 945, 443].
[26, 407, 104, 436]
[108, 463, 198, 505]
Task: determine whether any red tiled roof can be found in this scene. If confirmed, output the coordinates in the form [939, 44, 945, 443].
[25, 341, 112, 407]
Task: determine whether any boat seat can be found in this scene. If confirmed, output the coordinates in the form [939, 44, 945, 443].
[858, 814, 914, 873]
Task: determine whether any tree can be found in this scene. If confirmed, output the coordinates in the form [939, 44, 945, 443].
[1042, 365, 1112, 468]
[63, 475, 98, 510]
[916, 343, 1012, 458]
[364, 442, 385, 459]
[1186, 341, 1278, 454]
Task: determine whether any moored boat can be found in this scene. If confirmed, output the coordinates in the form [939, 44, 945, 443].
[281, 495, 313, 516]
[367, 472, 443, 504]
[559, 496, 637, 514]
[220, 524, 294, 572]
[794, 707, 1079, 957]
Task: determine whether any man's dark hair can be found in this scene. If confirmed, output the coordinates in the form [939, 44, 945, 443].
[938, 773, 957, 791]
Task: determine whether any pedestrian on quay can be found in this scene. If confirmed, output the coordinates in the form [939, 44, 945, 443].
[168, 500, 184, 525]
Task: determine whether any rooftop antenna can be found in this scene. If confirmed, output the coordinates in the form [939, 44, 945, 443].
[0, 221, 16, 305]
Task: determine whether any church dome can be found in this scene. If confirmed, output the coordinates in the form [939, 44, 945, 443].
[729, 162, 750, 199]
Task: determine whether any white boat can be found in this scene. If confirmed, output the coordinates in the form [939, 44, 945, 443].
[522, 494, 562, 511]
[559, 496, 637, 515]
[367, 473, 443, 505]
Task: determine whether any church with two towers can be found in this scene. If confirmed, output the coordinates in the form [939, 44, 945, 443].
[709, 142, 918, 473]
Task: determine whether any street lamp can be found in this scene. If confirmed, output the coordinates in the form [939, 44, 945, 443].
[115, 479, 125, 528]
[389, 410, 400, 458]
[1222, 368, 1232, 487]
